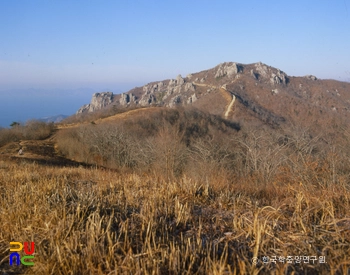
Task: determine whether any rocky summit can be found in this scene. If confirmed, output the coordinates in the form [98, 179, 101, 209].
[76, 61, 350, 135]
[76, 92, 114, 114]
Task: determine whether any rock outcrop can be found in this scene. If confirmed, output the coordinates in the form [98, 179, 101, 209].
[270, 70, 288, 85]
[139, 94, 156, 106]
[119, 93, 137, 106]
[254, 62, 288, 85]
[176, 74, 185, 86]
[187, 93, 198, 104]
[72, 61, 350, 141]
[305, 75, 317, 81]
[75, 62, 293, 116]
[184, 82, 195, 92]
[169, 95, 182, 107]
[251, 69, 258, 80]
[119, 93, 130, 106]
[255, 62, 269, 77]
[215, 62, 239, 78]
[76, 92, 114, 114]
[137, 74, 191, 107]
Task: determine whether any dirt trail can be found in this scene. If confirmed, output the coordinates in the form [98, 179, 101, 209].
[97, 107, 160, 123]
[221, 86, 236, 118]
[0, 87, 238, 166]
[0, 136, 88, 167]
[193, 82, 236, 118]
[192, 82, 217, 89]
[224, 94, 236, 118]
[0, 107, 162, 166]
[57, 107, 160, 130]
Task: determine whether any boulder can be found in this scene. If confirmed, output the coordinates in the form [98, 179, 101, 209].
[305, 75, 317, 81]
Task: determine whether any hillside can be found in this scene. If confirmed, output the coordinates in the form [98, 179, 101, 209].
[1, 63, 350, 274]
[75, 62, 350, 138]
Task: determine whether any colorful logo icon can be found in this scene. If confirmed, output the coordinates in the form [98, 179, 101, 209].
[9, 242, 35, 266]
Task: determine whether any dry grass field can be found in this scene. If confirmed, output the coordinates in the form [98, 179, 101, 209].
[0, 110, 350, 274]
[0, 160, 349, 274]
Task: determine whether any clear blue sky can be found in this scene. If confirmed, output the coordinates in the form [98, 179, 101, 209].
[0, 0, 350, 126]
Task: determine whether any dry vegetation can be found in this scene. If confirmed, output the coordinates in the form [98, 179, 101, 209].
[0, 120, 55, 147]
[0, 108, 350, 274]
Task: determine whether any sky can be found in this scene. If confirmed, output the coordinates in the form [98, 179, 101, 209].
[1, 0, 350, 127]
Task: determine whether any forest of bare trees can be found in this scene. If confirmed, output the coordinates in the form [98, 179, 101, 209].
[56, 108, 350, 189]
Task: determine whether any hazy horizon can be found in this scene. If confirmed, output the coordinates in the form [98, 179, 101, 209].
[0, 85, 139, 128]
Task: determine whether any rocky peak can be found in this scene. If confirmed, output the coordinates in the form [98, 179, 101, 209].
[168, 75, 185, 87]
[215, 62, 240, 78]
[73, 61, 350, 136]
[253, 62, 288, 85]
[254, 62, 270, 77]
[176, 74, 185, 85]
[76, 92, 114, 114]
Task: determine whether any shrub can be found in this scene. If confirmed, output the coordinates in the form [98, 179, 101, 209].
[0, 120, 55, 147]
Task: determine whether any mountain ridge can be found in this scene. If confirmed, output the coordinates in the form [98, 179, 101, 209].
[74, 61, 350, 135]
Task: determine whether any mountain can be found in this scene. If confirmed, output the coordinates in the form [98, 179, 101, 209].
[75, 62, 350, 136]
[38, 114, 68, 123]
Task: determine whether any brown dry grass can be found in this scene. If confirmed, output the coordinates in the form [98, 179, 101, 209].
[1, 108, 350, 274]
[57, 107, 161, 130]
[0, 158, 349, 274]
[0, 121, 55, 147]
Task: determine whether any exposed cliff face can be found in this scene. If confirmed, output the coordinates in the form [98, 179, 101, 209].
[76, 92, 114, 114]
